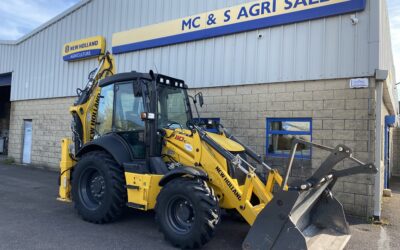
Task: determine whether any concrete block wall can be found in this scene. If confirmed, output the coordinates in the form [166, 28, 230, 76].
[8, 97, 74, 168]
[392, 128, 400, 176]
[189, 78, 377, 217]
[6, 78, 380, 217]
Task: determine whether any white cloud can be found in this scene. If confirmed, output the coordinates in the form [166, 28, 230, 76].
[0, 0, 79, 40]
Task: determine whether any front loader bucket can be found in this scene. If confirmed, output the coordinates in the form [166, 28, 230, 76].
[243, 180, 350, 250]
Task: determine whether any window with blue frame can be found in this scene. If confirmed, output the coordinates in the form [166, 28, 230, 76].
[266, 118, 312, 159]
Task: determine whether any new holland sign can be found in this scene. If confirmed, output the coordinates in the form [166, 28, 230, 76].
[112, 0, 366, 54]
[63, 36, 106, 61]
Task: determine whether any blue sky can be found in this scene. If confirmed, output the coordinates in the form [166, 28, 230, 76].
[0, 0, 78, 40]
[0, 0, 399, 83]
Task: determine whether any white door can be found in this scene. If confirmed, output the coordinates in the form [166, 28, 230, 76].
[22, 120, 32, 164]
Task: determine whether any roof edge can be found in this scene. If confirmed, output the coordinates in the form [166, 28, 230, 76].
[0, 0, 92, 45]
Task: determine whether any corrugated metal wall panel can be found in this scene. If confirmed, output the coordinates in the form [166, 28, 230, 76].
[0, 0, 379, 101]
[0, 44, 15, 73]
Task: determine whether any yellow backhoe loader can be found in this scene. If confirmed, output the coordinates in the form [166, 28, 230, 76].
[58, 53, 377, 249]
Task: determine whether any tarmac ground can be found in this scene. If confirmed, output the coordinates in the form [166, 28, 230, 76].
[345, 176, 400, 250]
[0, 163, 399, 250]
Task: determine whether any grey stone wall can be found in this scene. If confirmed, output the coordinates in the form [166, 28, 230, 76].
[8, 97, 74, 168]
[189, 78, 377, 217]
[392, 128, 400, 177]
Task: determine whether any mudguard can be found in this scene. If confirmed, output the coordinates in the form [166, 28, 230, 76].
[76, 133, 133, 165]
[159, 167, 208, 186]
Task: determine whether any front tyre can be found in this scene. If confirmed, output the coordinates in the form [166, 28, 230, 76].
[155, 178, 220, 249]
[71, 151, 126, 224]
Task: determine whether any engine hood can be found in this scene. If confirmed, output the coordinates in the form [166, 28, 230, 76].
[206, 132, 245, 152]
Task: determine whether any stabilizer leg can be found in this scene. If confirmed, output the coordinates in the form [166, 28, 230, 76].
[57, 138, 75, 202]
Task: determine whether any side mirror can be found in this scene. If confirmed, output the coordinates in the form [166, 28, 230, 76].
[149, 70, 155, 80]
[196, 92, 204, 107]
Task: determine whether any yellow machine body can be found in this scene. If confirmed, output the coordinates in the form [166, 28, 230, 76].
[125, 173, 162, 210]
[56, 51, 280, 213]
[57, 52, 285, 225]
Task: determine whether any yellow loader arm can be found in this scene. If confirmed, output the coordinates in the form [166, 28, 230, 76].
[58, 53, 115, 202]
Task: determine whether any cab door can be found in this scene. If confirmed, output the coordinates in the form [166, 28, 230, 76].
[113, 82, 146, 159]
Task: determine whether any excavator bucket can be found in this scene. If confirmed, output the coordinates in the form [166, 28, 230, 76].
[243, 140, 377, 250]
[243, 181, 350, 250]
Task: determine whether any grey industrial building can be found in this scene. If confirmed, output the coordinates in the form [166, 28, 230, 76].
[0, 0, 399, 219]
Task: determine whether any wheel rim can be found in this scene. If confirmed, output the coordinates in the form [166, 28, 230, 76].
[165, 196, 195, 234]
[78, 167, 106, 210]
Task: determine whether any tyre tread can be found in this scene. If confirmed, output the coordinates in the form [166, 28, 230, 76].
[155, 178, 220, 249]
[72, 150, 126, 224]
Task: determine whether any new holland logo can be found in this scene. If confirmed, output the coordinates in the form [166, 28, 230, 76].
[67, 41, 99, 52]
[63, 36, 105, 62]
[216, 166, 242, 201]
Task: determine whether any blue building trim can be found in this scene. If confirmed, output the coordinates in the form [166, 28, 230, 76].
[384, 115, 397, 188]
[63, 49, 102, 61]
[112, 0, 366, 54]
[266, 117, 312, 159]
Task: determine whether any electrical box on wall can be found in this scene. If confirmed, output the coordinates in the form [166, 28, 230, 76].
[350, 78, 369, 88]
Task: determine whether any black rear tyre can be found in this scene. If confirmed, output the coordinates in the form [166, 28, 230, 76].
[72, 151, 126, 224]
[155, 178, 220, 249]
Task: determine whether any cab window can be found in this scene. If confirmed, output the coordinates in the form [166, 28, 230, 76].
[113, 82, 145, 131]
[96, 84, 114, 135]
[158, 86, 190, 128]
[113, 82, 146, 159]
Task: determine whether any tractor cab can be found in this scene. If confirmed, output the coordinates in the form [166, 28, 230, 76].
[93, 71, 194, 172]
